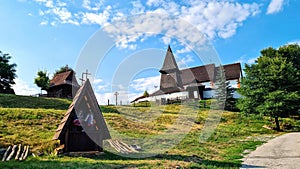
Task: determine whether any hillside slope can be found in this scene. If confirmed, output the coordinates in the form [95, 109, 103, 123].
[0, 94, 71, 110]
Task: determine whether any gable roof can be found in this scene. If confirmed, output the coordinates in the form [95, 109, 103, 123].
[222, 63, 243, 80]
[53, 79, 111, 141]
[181, 64, 216, 84]
[159, 45, 180, 74]
[180, 63, 242, 84]
[49, 70, 79, 87]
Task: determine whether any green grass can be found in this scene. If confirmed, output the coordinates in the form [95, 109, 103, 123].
[0, 94, 71, 110]
[0, 94, 299, 168]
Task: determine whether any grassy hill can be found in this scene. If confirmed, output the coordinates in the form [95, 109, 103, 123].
[0, 94, 299, 168]
[0, 94, 71, 110]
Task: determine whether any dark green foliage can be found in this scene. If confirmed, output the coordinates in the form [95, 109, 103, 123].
[214, 66, 237, 111]
[54, 65, 73, 75]
[262, 44, 300, 70]
[143, 90, 149, 97]
[34, 70, 50, 94]
[0, 51, 17, 94]
[214, 66, 227, 109]
[238, 44, 300, 130]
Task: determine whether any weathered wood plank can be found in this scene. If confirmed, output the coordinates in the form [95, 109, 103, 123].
[6, 145, 17, 161]
[15, 144, 22, 160]
[2, 146, 11, 161]
[19, 145, 27, 161]
[22, 146, 29, 161]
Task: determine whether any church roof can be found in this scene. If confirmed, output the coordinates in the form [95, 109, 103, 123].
[222, 63, 243, 80]
[49, 70, 79, 87]
[181, 64, 216, 85]
[159, 45, 180, 74]
[53, 79, 111, 141]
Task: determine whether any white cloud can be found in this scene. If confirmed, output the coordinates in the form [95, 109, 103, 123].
[81, 6, 111, 25]
[129, 75, 160, 93]
[131, 0, 146, 15]
[83, 0, 103, 11]
[180, 1, 260, 39]
[52, 7, 72, 21]
[40, 20, 48, 25]
[288, 40, 300, 45]
[31, 0, 261, 49]
[177, 55, 194, 68]
[93, 78, 103, 85]
[236, 55, 257, 65]
[267, 0, 285, 14]
[176, 46, 191, 54]
[13, 78, 40, 96]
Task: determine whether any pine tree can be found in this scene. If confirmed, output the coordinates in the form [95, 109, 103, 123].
[214, 66, 227, 110]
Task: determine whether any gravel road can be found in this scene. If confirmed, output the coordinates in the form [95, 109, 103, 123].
[241, 132, 300, 169]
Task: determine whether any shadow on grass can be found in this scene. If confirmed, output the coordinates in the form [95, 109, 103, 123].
[1, 151, 246, 169]
[86, 151, 242, 168]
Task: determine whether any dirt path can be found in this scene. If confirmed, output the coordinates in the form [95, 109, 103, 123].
[241, 132, 300, 169]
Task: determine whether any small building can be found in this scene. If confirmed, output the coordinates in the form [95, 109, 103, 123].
[132, 45, 243, 104]
[53, 79, 111, 152]
[47, 70, 80, 99]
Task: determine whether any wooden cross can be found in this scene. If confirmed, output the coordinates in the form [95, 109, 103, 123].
[114, 92, 119, 106]
[79, 69, 91, 85]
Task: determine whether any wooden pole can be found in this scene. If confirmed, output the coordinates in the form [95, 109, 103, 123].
[2, 146, 11, 161]
[6, 145, 17, 161]
[22, 146, 29, 161]
[114, 92, 119, 106]
[15, 144, 22, 160]
[19, 145, 27, 161]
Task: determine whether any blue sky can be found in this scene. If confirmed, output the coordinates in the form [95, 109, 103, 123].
[0, 0, 299, 104]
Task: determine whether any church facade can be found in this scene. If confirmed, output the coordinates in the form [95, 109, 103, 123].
[133, 45, 243, 104]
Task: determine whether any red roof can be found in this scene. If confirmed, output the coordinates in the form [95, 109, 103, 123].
[49, 70, 79, 87]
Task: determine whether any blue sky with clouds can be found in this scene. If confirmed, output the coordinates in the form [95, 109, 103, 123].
[0, 0, 299, 104]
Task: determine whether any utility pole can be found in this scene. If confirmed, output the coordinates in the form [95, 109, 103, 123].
[114, 92, 119, 106]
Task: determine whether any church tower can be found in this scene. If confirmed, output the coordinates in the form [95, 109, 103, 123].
[159, 45, 183, 90]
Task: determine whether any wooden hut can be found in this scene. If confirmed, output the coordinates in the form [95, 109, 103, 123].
[53, 79, 111, 152]
[47, 70, 80, 99]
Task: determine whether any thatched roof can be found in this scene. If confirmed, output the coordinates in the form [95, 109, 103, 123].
[53, 79, 111, 141]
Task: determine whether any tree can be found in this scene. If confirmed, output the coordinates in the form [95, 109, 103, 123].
[214, 66, 227, 109]
[225, 81, 237, 111]
[54, 65, 73, 75]
[214, 66, 237, 111]
[261, 44, 300, 70]
[34, 70, 50, 95]
[143, 90, 149, 97]
[0, 51, 17, 94]
[238, 51, 300, 130]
